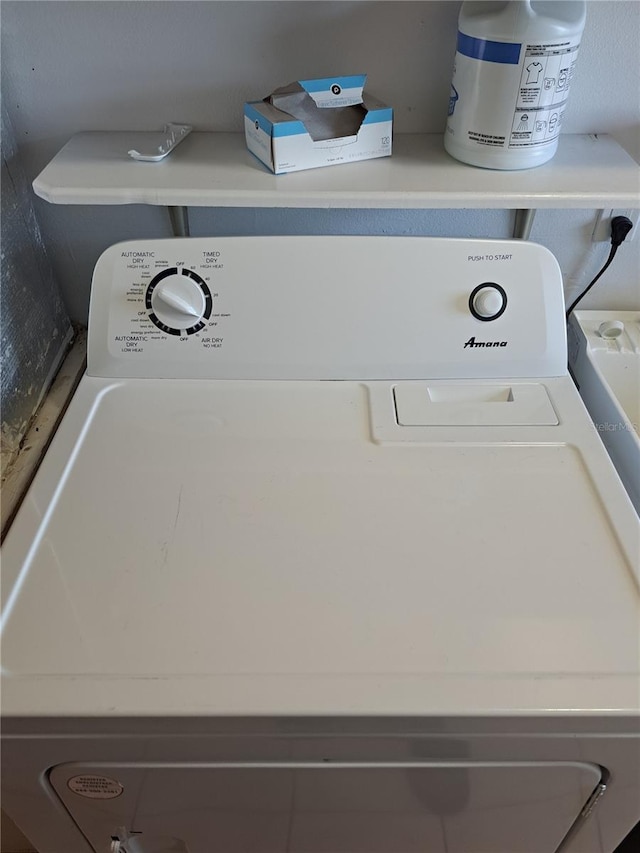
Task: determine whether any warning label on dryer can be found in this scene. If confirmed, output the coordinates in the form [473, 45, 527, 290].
[67, 775, 124, 799]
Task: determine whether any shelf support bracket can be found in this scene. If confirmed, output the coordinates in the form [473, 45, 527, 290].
[513, 208, 536, 240]
[168, 205, 190, 237]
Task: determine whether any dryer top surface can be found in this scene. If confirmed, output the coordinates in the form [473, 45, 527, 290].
[2, 375, 638, 718]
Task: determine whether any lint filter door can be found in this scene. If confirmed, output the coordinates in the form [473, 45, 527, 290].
[49, 760, 602, 852]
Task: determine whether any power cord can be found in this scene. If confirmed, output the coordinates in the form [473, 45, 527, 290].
[565, 215, 634, 319]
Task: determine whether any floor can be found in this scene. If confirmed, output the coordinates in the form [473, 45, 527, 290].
[615, 820, 640, 852]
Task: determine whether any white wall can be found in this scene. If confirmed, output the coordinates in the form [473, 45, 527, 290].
[1, 0, 638, 322]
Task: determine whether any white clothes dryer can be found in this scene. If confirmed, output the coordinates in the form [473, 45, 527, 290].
[2, 237, 639, 853]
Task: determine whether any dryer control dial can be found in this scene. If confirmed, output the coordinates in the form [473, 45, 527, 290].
[469, 283, 507, 322]
[146, 268, 212, 336]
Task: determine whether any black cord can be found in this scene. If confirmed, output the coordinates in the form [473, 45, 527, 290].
[565, 215, 634, 319]
[565, 244, 618, 318]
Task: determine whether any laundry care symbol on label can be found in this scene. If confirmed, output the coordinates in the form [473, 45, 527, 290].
[525, 61, 543, 85]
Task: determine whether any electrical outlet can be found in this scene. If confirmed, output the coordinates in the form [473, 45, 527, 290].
[592, 209, 638, 243]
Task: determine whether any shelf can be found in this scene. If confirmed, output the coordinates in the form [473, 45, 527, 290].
[33, 132, 639, 210]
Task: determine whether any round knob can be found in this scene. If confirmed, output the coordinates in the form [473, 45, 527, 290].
[598, 320, 624, 339]
[151, 275, 206, 327]
[469, 283, 507, 321]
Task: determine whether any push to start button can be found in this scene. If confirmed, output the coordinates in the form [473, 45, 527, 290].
[469, 283, 507, 322]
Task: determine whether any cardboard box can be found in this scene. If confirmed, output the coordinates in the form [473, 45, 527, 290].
[244, 75, 393, 175]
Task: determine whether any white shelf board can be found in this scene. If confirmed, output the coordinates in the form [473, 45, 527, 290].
[33, 132, 640, 209]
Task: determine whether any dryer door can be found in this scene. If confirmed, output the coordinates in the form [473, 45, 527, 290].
[49, 760, 603, 853]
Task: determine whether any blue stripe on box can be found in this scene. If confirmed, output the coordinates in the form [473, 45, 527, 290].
[457, 32, 521, 64]
[244, 104, 306, 138]
[244, 103, 272, 135]
[362, 108, 393, 125]
[299, 75, 366, 93]
[272, 121, 308, 138]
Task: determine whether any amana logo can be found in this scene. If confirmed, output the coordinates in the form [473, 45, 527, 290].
[464, 336, 508, 349]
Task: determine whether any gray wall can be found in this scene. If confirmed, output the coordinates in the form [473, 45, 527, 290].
[1, 0, 639, 324]
[1, 105, 71, 459]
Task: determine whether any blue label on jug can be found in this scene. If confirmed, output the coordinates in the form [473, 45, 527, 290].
[457, 32, 521, 65]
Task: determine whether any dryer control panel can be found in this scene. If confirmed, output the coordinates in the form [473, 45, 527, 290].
[88, 237, 566, 380]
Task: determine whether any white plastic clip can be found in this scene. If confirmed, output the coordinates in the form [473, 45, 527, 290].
[128, 124, 192, 162]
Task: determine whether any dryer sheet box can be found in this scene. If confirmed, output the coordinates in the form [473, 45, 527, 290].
[244, 75, 393, 175]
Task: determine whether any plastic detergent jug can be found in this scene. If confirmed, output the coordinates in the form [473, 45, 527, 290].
[445, 1, 586, 170]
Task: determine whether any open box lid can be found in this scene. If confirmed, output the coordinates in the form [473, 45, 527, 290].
[266, 75, 369, 142]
